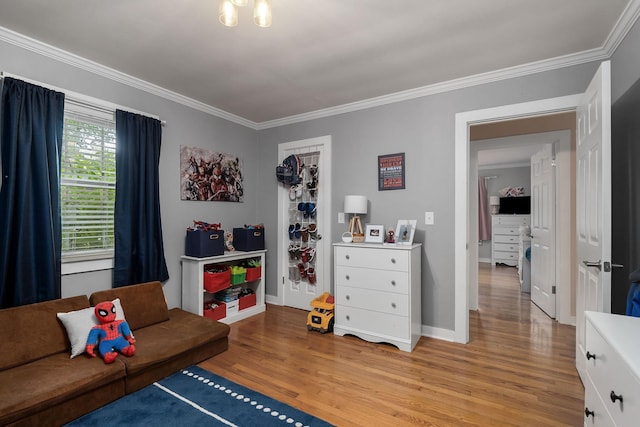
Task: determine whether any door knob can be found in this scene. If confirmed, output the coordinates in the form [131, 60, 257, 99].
[603, 262, 624, 272]
[582, 260, 602, 271]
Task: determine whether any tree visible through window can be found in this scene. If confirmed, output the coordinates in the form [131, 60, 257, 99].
[61, 113, 116, 259]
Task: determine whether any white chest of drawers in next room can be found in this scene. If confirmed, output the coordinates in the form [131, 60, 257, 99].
[583, 311, 640, 426]
[333, 242, 422, 352]
[491, 214, 530, 266]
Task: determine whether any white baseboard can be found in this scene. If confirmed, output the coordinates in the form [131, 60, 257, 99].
[421, 324, 456, 342]
[478, 258, 491, 264]
[265, 294, 280, 305]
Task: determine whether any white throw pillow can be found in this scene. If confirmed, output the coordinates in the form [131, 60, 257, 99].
[57, 298, 131, 358]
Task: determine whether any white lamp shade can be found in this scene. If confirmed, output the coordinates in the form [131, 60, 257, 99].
[489, 196, 500, 206]
[344, 195, 367, 214]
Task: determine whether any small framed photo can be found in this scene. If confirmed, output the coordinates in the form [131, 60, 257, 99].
[395, 220, 417, 245]
[365, 224, 385, 243]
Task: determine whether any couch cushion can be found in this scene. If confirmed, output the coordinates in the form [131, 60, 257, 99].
[89, 281, 169, 330]
[0, 352, 126, 426]
[117, 308, 230, 376]
[0, 295, 90, 370]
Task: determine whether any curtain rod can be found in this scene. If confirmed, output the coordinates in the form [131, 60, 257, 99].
[0, 71, 166, 126]
[483, 175, 498, 180]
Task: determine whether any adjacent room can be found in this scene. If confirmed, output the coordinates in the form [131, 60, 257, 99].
[1, 1, 640, 425]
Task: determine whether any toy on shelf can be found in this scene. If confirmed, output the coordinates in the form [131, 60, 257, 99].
[306, 292, 335, 334]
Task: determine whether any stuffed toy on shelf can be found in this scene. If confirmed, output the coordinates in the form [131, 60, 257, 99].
[86, 301, 136, 363]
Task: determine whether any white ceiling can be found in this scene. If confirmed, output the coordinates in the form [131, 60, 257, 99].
[0, 0, 634, 126]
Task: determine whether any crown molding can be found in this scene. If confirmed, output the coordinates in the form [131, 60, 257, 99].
[603, 0, 640, 55]
[0, 26, 257, 129]
[256, 47, 609, 130]
[2, 0, 639, 131]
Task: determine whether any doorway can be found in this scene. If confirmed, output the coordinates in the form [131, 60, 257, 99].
[276, 136, 332, 310]
[454, 94, 582, 343]
[471, 127, 573, 322]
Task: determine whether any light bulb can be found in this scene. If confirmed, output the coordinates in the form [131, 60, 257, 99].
[219, 0, 238, 27]
[254, 0, 272, 27]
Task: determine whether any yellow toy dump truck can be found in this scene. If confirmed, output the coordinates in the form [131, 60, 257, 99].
[306, 292, 335, 333]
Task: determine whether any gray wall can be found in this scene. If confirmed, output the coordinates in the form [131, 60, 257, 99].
[4, 13, 640, 331]
[256, 63, 600, 331]
[611, 15, 640, 314]
[477, 166, 531, 261]
[0, 39, 259, 309]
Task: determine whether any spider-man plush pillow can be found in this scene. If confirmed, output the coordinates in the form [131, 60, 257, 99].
[86, 300, 136, 364]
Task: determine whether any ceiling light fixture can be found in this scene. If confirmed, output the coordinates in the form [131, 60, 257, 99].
[219, 0, 272, 28]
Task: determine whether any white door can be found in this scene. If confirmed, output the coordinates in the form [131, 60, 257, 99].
[277, 136, 332, 310]
[530, 144, 556, 318]
[575, 61, 612, 382]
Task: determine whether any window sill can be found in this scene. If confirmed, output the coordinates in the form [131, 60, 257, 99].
[61, 258, 113, 275]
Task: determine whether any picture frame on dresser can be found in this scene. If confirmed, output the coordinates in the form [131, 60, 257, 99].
[365, 224, 384, 243]
[395, 219, 416, 245]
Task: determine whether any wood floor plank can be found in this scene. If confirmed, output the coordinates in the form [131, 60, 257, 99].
[200, 264, 583, 426]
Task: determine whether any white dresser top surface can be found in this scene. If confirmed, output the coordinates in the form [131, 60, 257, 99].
[586, 311, 640, 381]
[333, 242, 421, 250]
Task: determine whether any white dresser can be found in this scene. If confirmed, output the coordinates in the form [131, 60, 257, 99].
[333, 243, 422, 352]
[583, 311, 640, 426]
[491, 214, 530, 266]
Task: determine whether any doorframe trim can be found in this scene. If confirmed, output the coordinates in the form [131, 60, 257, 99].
[454, 94, 582, 343]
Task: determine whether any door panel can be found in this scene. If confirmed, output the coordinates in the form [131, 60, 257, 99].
[530, 144, 556, 318]
[575, 61, 611, 383]
[277, 137, 332, 310]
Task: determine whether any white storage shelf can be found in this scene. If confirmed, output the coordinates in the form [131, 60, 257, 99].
[333, 242, 422, 352]
[181, 250, 266, 324]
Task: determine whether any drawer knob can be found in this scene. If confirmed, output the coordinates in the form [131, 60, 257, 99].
[586, 351, 596, 361]
[391, 280, 396, 286]
[345, 254, 350, 260]
[610, 390, 623, 404]
[345, 275, 350, 280]
[391, 258, 396, 264]
[346, 315, 350, 321]
[391, 302, 396, 308]
[346, 295, 350, 300]
[584, 408, 594, 419]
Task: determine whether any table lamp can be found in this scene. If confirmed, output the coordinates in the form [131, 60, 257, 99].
[489, 196, 500, 215]
[344, 195, 367, 243]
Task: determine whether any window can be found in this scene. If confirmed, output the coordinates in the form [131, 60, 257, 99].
[60, 102, 116, 262]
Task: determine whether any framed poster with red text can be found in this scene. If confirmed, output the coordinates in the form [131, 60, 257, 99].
[378, 152, 405, 191]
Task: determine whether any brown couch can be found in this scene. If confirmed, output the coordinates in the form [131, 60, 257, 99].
[0, 281, 230, 427]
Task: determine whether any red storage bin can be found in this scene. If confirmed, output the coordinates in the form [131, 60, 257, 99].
[203, 301, 226, 320]
[245, 266, 261, 282]
[239, 293, 257, 310]
[203, 268, 231, 293]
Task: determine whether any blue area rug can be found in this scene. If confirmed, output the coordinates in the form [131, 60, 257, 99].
[66, 366, 333, 427]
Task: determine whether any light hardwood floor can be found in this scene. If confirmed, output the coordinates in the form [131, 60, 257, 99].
[200, 263, 584, 426]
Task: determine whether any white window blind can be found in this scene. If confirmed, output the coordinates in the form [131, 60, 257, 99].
[60, 106, 116, 260]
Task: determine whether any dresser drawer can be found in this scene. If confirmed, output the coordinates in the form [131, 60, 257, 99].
[493, 234, 518, 244]
[493, 251, 518, 261]
[493, 242, 518, 253]
[493, 215, 530, 226]
[335, 246, 408, 271]
[586, 320, 640, 425]
[493, 226, 520, 236]
[336, 305, 410, 339]
[335, 266, 408, 294]
[337, 285, 408, 316]
[584, 375, 614, 426]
